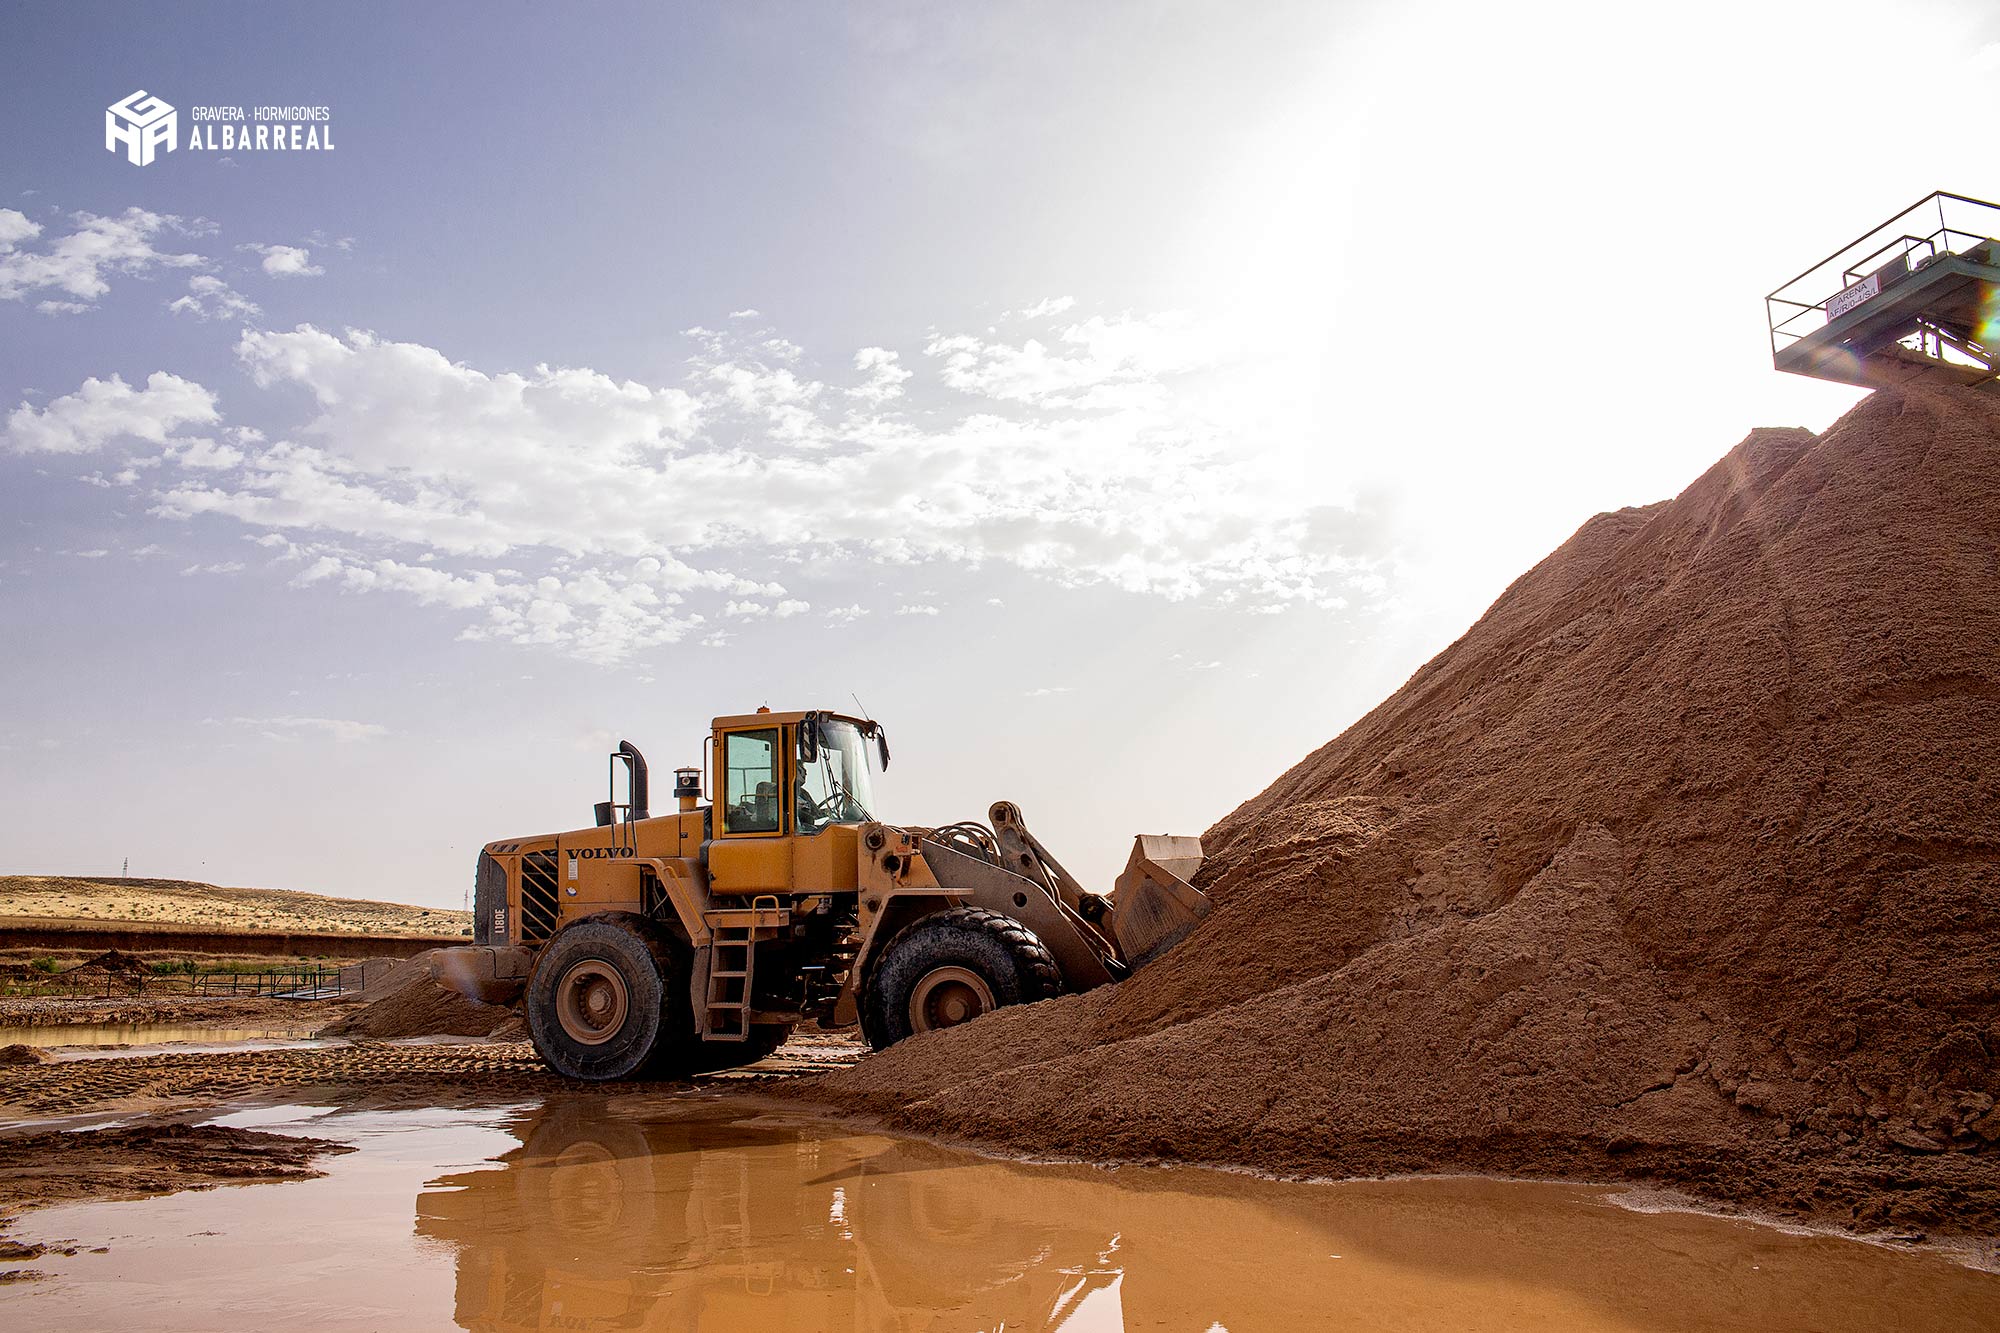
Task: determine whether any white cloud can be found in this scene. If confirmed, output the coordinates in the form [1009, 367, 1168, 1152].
[168, 274, 260, 322]
[725, 597, 811, 619]
[728, 308, 761, 319]
[245, 243, 324, 277]
[168, 437, 245, 469]
[0, 208, 204, 308]
[27, 309, 1383, 664]
[36, 299, 92, 316]
[5, 372, 219, 455]
[0, 209, 40, 250]
[288, 549, 704, 666]
[1020, 295, 1075, 318]
[1024, 686, 1073, 697]
[229, 715, 389, 742]
[850, 347, 911, 404]
[924, 312, 1207, 406]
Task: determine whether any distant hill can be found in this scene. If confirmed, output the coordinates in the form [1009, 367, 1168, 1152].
[0, 876, 471, 937]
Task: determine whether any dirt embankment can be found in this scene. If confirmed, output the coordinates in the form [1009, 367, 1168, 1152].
[0, 875, 470, 936]
[803, 382, 2000, 1239]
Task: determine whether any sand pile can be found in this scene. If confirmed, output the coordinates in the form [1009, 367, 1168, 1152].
[811, 382, 2000, 1233]
[63, 950, 146, 978]
[319, 950, 519, 1040]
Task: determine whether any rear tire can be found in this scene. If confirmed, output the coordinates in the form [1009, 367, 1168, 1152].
[526, 916, 689, 1080]
[861, 906, 1061, 1051]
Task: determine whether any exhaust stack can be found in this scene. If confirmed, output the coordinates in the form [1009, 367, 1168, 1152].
[618, 740, 649, 820]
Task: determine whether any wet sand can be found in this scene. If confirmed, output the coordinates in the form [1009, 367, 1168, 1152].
[4, 1094, 1997, 1331]
[0, 1032, 866, 1120]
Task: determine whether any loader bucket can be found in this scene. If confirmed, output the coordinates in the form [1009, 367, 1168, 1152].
[426, 943, 534, 1005]
[1109, 834, 1209, 970]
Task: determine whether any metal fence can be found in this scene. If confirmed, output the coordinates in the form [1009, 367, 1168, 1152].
[191, 967, 347, 998]
[1, 965, 349, 1000]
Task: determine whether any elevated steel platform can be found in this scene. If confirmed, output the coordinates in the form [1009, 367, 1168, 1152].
[1767, 191, 2000, 392]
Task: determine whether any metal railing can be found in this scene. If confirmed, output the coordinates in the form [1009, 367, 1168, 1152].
[2, 965, 349, 1000]
[1765, 191, 2000, 356]
[192, 967, 347, 998]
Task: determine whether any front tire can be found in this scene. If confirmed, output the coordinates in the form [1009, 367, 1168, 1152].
[861, 906, 1061, 1050]
[526, 917, 688, 1080]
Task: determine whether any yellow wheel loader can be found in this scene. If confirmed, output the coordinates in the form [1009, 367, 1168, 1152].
[457, 708, 1209, 1080]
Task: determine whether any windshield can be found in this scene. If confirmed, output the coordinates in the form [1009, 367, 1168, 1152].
[795, 720, 877, 833]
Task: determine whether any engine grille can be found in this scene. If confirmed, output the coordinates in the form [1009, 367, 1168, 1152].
[519, 849, 561, 943]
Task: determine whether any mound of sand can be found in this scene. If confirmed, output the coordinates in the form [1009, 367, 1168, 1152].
[61, 950, 146, 977]
[811, 382, 2000, 1234]
[0, 1045, 46, 1066]
[320, 950, 518, 1040]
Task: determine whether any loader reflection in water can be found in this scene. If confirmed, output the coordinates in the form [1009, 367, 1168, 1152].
[415, 1096, 2000, 1333]
[418, 1098, 1126, 1331]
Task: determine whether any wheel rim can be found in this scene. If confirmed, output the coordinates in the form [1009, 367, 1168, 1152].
[555, 959, 630, 1046]
[548, 1141, 628, 1239]
[908, 965, 996, 1034]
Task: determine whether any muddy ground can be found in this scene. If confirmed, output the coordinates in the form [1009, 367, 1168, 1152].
[0, 1030, 865, 1119]
[0, 1124, 355, 1281]
[0, 994, 867, 1281]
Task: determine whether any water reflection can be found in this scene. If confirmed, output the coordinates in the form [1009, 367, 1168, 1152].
[6, 1023, 318, 1048]
[416, 1096, 2000, 1333]
[418, 1099, 1124, 1331]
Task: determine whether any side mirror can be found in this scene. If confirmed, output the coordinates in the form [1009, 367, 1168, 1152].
[875, 728, 890, 771]
[799, 711, 820, 764]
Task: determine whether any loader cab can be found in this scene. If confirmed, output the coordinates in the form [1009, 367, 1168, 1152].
[713, 709, 885, 836]
[707, 708, 887, 896]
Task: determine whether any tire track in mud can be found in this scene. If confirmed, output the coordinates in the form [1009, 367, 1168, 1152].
[0, 1036, 867, 1116]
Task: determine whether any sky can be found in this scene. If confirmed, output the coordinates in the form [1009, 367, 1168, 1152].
[2, 0, 1996, 909]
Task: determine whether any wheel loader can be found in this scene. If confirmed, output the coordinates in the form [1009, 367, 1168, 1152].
[452, 707, 1210, 1080]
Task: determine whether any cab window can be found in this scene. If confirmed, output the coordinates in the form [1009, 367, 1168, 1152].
[723, 729, 781, 834]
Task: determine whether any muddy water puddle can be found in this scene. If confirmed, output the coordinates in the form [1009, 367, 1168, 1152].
[7, 1095, 1998, 1331]
[4, 1023, 323, 1051]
